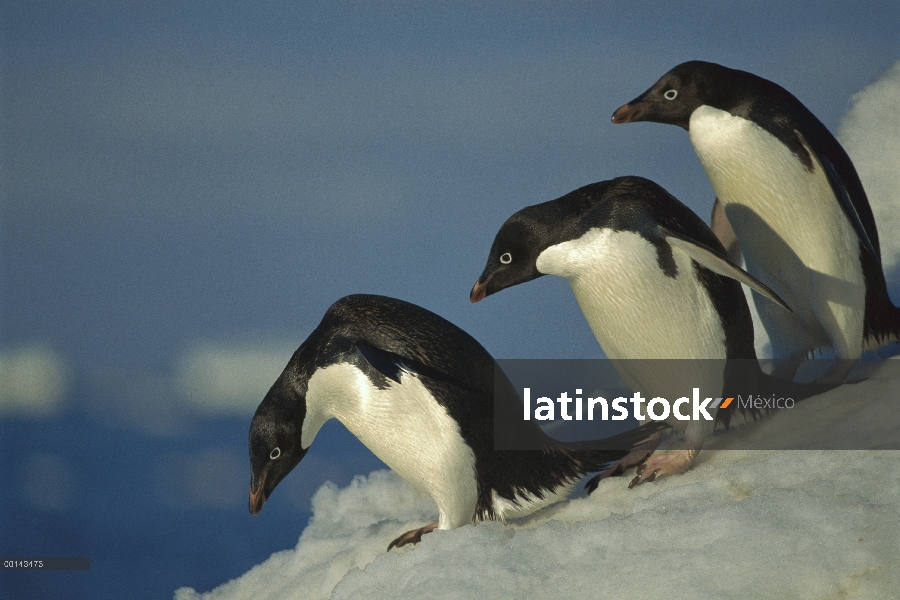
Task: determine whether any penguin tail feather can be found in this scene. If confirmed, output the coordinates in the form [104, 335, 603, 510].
[863, 303, 900, 353]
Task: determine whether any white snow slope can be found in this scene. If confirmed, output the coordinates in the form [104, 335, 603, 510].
[177, 360, 899, 600]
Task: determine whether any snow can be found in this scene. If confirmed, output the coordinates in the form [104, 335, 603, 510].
[839, 60, 900, 285]
[176, 359, 900, 600]
[175, 61, 900, 600]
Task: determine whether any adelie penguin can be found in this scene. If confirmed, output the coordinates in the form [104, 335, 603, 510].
[471, 176, 835, 486]
[248, 294, 665, 550]
[611, 61, 900, 383]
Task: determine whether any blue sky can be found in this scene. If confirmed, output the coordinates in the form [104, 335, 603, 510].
[4, 2, 898, 377]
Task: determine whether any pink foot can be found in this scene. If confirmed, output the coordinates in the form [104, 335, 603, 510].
[585, 432, 664, 494]
[387, 521, 439, 551]
[711, 197, 741, 265]
[629, 449, 697, 488]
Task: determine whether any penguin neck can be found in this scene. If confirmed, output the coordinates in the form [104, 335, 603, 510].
[537, 228, 660, 359]
[301, 362, 365, 447]
[303, 361, 417, 450]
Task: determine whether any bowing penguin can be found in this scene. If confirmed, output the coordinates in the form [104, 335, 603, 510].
[611, 60, 900, 382]
[471, 176, 834, 486]
[248, 294, 665, 549]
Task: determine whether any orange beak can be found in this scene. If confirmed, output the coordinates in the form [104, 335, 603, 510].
[470, 278, 490, 303]
[249, 472, 267, 516]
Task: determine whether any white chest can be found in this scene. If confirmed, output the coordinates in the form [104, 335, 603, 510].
[536, 228, 727, 398]
[687, 106, 862, 295]
[536, 229, 728, 359]
[305, 363, 478, 529]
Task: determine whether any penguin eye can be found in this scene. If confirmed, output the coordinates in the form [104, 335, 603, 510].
[499, 252, 512, 265]
[664, 89, 678, 100]
[269, 447, 281, 460]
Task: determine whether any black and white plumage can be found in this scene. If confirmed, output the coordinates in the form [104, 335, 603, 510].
[248, 294, 664, 549]
[471, 176, 834, 485]
[611, 60, 900, 382]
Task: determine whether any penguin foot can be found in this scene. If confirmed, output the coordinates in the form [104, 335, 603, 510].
[628, 449, 697, 488]
[710, 197, 742, 265]
[585, 431, 664, 494]
[387, 521, 438, 551]
[584, 452, 649, 494]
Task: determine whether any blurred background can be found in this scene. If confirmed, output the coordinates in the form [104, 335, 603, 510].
[1, 2, 898, 598]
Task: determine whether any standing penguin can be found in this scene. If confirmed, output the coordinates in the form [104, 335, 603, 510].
[611, 61, 900, 382]
[248, 294, 665, 549]
[471, 176, 834, 485]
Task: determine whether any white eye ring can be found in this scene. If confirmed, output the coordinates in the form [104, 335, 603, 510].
[270, 447, 281, 460]
[664, 89, 678, 100]
[500, 252, 512, 265]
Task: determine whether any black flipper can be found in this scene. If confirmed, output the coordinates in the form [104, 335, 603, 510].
[801, 132, 879, 261]
[356, 341, 483, 393]
[660, 225, 792, 313]
[356, 342, 409, 384]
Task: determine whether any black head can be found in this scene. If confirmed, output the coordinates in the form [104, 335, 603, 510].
[471, 178, 670, 302]
[248, 357, 309, 515]
[470, 209, 552, 302]
[611, 61, 734, 129]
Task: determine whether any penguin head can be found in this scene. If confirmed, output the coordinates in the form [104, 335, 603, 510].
[248, 358, 310, 516]
[472, 180, 635, 301]
[611, 61, 726, 129]
[471, 177, 782, 302]
[470, 208, 555, 302]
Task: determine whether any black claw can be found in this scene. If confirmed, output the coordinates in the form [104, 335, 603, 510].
[628, 468, 660, 489]
[387, 533, 415, 551]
